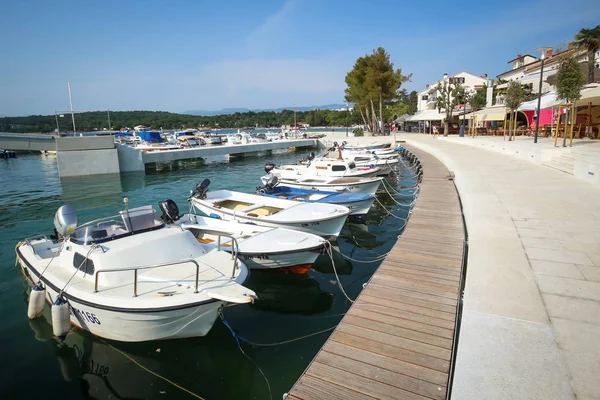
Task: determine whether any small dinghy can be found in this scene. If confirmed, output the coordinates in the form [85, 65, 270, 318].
[172, 210, 326, 274]
[256, 176, 375, 217]
[16, 201, 256, 342]
[189, 179, 350, 240]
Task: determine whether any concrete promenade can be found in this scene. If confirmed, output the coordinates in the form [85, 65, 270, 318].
[402, 134, 600, 399]
[321, 132, 600, 399]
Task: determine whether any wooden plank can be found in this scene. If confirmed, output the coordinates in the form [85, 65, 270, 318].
[375, 272, 459, 296]
[323, 340, 449, 388]
[342, 313, 453, 349]
[334, 322, 451, 362]
[292, 374, 377, 400]
[380, 258, 462, 278]
[364, 283, 458, 312]
[347, 306, 454, 340]
[359, 293, 456, 322]
[377, 265, 460, 285]
[369, 275, 458, 302]
[354, 302, 456, 331]
[317, 350, 446, 399]
[307, 362, 431, 400]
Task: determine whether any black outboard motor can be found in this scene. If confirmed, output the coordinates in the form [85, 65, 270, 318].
[193, 179, 211, 199]
[307, 152, 315, 161]
[257, 175, 279, 193]
[264, 162, 277, 174]
[158, 199, 180, 223]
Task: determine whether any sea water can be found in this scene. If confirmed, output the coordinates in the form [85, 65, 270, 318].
[0, 150, 415, 400]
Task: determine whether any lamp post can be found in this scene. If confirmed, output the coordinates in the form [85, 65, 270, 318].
[534, 47, 551, 144]
[345, 103, 349, 137]
[459, 95, 467, 137]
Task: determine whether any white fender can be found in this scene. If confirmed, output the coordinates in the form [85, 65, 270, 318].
[52, 297, 71, 338]
[27, 284, 46, 319]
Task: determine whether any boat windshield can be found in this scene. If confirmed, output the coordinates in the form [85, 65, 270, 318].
[70, 206, 164, 245]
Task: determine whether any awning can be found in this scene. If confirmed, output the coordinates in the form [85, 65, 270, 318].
[464, 106, 507, 121]
[576, 84, 600, 105]
[393, 114, 410, 123]
[406, 109, 444, 121]
[518, 92, 559, 111]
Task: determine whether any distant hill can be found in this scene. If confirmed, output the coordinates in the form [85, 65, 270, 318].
[184, 104, 350, 116]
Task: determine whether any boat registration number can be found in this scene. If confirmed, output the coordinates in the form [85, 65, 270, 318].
[301, 222, 320, 227]
[243, 254, 270, 260]
[70, 306, 102, 325]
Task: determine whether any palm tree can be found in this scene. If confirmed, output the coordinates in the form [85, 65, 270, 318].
[574, 25, 600, 83]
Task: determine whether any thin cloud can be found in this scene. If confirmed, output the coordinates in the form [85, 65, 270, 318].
[244, 0, 300, 54]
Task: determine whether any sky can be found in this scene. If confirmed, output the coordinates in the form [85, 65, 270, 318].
[1, 0, 599, 116]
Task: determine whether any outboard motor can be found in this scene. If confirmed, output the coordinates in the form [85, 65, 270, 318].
[193, 178, 211, 199]
[54, 205, 77, 238]
[158, 199, 180, 223]
[307, 152, 316, 161]
[264, 162, 277, 174]
[257, 175, 278, 193]
[265, 175, 278, 191]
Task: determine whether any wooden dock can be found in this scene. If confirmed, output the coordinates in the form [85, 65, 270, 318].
[287, 145, 466, 400]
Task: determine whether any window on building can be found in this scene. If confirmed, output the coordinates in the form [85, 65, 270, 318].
[422, 95, 428, 101]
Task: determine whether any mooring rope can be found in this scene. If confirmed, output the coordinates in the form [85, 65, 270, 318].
[99, 337, 207, 400]
[218, 311, 273, 400]
[324, 241, 355, 303]
[374, 197, 410, 225]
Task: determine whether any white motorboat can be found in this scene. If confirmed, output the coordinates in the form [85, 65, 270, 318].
[267, 152, 382, 180]
[16, 202, 256, 342]
[256, 176, 375, 217]
[133, 131, 182, 151]
[189, 179, 350, 240]
[174, 211, 326, 274]
[260, 174, 383, 195]
[342, 142, 392, 151]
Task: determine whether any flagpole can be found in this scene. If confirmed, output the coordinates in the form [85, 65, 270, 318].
[68, 81, 77, 134]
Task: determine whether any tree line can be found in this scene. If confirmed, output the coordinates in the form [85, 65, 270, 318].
[0, 109, 368, 133]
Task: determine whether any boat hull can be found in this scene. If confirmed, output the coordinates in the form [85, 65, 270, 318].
[237, 249, 321, 271]
[19, 258, 226, 342]
[273, 178, 382, 195]
[334, 197, 375, 216]
[192, 202, 347, 241]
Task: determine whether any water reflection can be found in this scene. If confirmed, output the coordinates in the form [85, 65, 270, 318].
[245, 271, 333, 315]
[26, 301, 267, 399]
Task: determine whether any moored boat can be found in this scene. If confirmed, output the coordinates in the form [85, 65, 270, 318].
[16, 202, 256, 342]
[189, 179, 350, 240]
[256, 176, 375, 216]
[174, 211, 326, 274]
[260, 172, 383, 195]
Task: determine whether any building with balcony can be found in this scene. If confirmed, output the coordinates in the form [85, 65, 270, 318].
[417, 71, 489, 113]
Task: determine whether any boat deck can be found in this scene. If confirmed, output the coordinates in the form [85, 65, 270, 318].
[287, 144, 466, 399]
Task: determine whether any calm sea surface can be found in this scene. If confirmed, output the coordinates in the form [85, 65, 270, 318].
[0, 149, 416, 400]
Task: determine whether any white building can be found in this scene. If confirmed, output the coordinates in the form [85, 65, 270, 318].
[495, 44, 600, 105]
[417, 71, 490, 114]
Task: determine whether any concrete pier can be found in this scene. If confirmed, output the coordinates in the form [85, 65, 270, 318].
[0, 133, 316, 176]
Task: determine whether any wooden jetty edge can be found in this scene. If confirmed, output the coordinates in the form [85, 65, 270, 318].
[287, 144, 467, 400]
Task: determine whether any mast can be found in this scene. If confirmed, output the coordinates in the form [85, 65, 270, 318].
[294, 102, 297, 128]
[68, 81, 76, 133]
